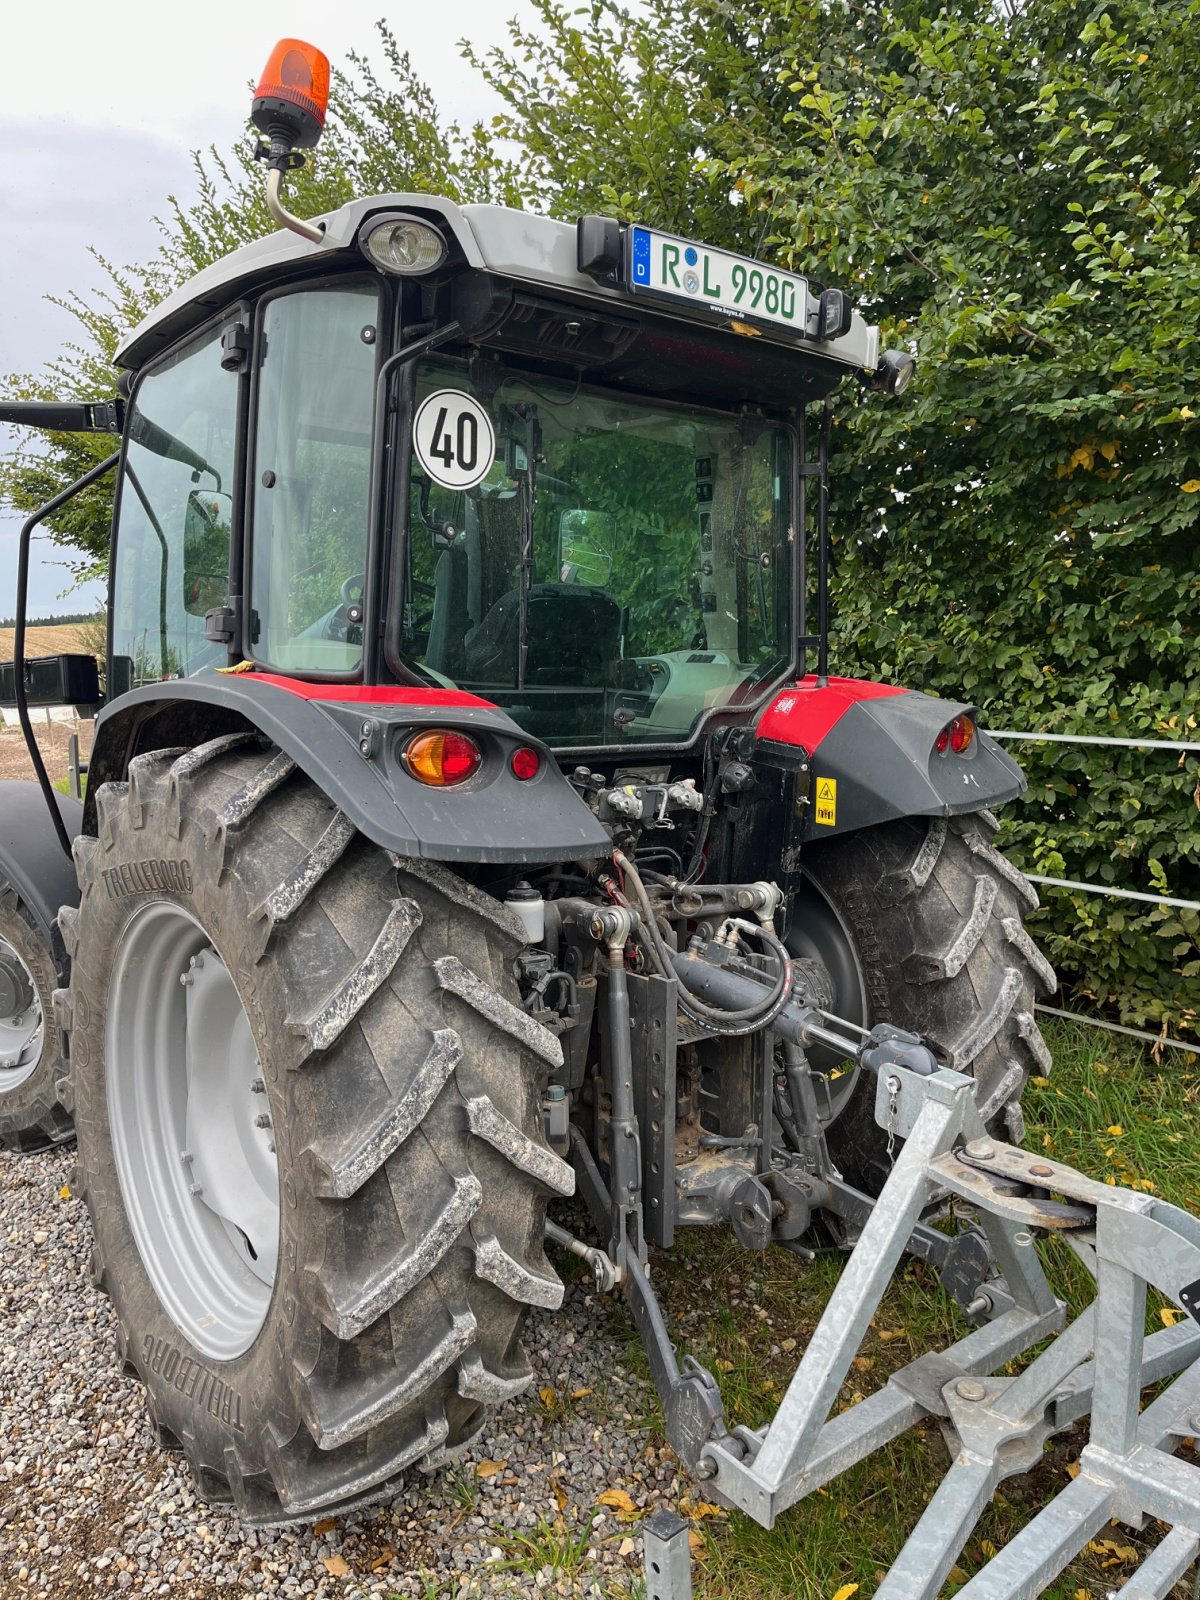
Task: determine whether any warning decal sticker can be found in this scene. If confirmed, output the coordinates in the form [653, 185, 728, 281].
[814, 776, 838, 826]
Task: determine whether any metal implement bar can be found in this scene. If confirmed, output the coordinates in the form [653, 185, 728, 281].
[989, 729, 1200, 754]
[643, 1510, 692, 1600]
[674, 1058, 1200, 1598]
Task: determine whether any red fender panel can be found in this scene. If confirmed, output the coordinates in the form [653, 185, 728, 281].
[240, 672, 497, 710]
[756, 675, 908, 752]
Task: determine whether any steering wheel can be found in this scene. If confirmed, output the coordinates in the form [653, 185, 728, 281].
[324, 574, 366, 644]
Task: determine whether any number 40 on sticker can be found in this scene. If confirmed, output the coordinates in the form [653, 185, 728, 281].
[413, 389, 496, 491]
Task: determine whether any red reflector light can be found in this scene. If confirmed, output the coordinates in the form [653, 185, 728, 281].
[935, 727, 950, 754]
[949, 715, 976, 754]
[510, 746, 541, 781]
[402, 730, 482, 786]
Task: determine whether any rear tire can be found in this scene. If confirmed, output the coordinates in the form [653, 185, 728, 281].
[64, 736, 572, 1523]
[797, 812, 1055, 1195]
[0, 875, 72, 1152]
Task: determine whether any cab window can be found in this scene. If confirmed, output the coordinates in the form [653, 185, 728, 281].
[248, 284, 380, 673]
[111, 319, 239, 687]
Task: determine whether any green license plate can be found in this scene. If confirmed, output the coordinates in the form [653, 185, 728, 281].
[627, 225, 809, 335]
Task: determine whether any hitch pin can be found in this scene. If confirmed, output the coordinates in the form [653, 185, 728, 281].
[545, 1219, 621, 1292]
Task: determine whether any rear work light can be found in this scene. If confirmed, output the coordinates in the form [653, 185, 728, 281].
[935, 715, 976, 756]
[402, 730, 482, 786]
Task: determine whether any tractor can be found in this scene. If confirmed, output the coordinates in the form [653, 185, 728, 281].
[8, 41, 1200, 1600]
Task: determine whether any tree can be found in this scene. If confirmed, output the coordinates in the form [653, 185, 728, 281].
[3, 1, 1195, 1037]
[472, 0, 1200, 1037]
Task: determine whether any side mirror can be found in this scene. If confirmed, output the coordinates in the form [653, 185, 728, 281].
[183, 489, 232, 618]
[0, 653, 101, 714]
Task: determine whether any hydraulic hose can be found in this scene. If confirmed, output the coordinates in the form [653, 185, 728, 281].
[613, 850, 793, 1037]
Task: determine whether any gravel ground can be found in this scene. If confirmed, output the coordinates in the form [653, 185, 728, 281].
[0, 1146, 685, 1599]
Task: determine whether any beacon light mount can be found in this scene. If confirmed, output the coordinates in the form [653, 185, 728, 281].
[250, 38, 332, 245]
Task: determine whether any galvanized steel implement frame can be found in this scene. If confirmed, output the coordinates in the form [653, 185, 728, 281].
[689, 1059, 1200, 1599]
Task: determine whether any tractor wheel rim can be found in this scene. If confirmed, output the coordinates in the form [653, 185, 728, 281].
[106, 901, 279, 1360]
[787, 870, 869, 1124]
[0, 936, 44, 1090]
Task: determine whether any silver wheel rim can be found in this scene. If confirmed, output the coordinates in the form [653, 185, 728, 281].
[788, 871, 869, 1125]
[0, 935, 44, 1091]
[107, 902, 279, 1360]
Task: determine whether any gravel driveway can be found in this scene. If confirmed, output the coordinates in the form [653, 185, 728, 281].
[0, 1146, 679, 1599]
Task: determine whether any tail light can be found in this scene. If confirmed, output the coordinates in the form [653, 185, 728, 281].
[935, 715, 976, 756]
[402, 730, 482, 786]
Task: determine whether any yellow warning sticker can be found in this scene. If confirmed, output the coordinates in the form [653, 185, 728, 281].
[814, 776, 838, 826]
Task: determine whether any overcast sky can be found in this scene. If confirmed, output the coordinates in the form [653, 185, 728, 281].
[0, 0, 514, 617]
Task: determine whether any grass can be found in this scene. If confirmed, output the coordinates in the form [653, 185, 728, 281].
[613, 1021, 1200, 1600]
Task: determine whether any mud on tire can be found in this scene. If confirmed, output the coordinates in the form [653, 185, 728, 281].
[64, 736, 572, 1523]
[802, 812, 1056, 1195]
[0, 876, 72, 1152]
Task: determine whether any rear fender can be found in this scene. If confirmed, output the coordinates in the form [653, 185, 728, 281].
[0, 781, 82, 941]
[756, 676, 1025, 841]
[86, 675, 612, 865]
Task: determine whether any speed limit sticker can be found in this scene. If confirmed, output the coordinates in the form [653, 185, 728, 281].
[412, 389, 496, 490]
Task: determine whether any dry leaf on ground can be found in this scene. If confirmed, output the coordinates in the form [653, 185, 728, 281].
[596, 1488, 637, 1516]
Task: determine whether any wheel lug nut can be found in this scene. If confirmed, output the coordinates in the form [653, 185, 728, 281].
[189, 1182, 203, 1197]
[267, 1140, 276, 1154]
[179, 973, 193, 987]
[251, 1078, 266, 1094]
[254, 1113, 272, 1129]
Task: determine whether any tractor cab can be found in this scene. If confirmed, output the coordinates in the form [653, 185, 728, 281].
[106, 179, 899, 758]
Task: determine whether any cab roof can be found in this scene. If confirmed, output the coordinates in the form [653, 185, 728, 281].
[117, 194, 879, 390]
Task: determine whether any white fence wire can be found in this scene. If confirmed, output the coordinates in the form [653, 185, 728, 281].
[987, 728, 1199, 1058]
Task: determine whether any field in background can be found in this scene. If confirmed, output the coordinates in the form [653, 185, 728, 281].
[0, 622, 98, 661]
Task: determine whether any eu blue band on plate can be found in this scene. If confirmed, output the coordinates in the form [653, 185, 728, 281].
[630, 226, 651, 286]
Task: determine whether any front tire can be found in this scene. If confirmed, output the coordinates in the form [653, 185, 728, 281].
[0, 875, 72, 1152]
[64, 736, 572, 1523]
[795, 812, 1056, 1194]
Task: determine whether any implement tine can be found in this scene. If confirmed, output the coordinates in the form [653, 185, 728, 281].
[874, 1457, 998, 1600]
[1110, 1525, 1200, 1600]
[953, 1474, 1116, 1600]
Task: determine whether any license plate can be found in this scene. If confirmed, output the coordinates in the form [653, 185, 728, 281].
[627, 226, 809, 336]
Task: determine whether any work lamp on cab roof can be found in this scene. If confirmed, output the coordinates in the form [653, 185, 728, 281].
[359, 215, 448, 275]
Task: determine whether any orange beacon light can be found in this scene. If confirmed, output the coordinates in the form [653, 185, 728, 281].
[251, 39, 331, 152]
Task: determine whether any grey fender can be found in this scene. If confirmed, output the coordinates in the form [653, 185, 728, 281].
[0, 781, 82, 939]
[759, 687, 1026, 842]
[86, 676, 612, 865]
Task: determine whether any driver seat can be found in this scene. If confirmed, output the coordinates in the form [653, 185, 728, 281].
[461, 584, 621, 686]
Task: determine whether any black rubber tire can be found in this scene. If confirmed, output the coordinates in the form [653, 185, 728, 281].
[801, 812, 1056, 1195]
[0, 876, 72, 1152]
[63, 735, 572, 1524]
